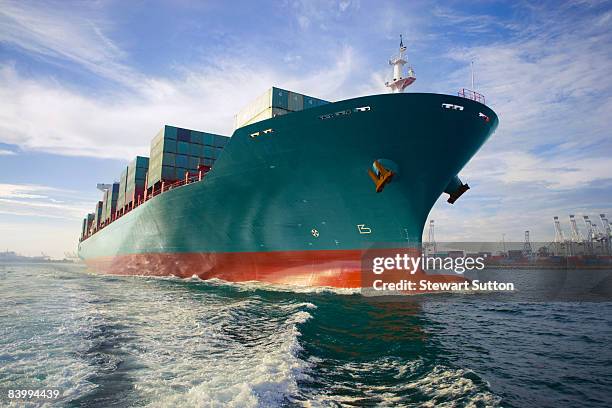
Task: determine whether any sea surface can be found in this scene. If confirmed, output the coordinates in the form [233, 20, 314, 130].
[1, 263, 611, 407]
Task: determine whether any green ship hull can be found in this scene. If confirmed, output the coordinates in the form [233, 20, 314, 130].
[78, 93, 498, 287]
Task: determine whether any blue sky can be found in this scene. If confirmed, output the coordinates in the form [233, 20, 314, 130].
[0, 0, 611, 257]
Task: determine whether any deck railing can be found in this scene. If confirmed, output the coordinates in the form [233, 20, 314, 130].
[458, 88, 486, 105]
[81, 169, 208, 241]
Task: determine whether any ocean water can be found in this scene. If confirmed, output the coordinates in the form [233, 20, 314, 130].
[1, 263, 611, 407]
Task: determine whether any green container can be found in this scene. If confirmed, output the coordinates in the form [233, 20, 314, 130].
[161, 165, 175, 180]
[203, 146, 214, 158]
[179, 167, 189, 177]
[190, 144, 200, 156]
[163, 139, 176, 153]
[164, 125, 177, 140]
[176, 154, 188, 168]
[203, 133, 214, 146]
[189, 156, 200, 169]
[135, 166, 147, 179]
[162, 152, 175, 166]
[288, 92, 304, 111]
[213, 135, 227, 147]
[191, 131, 203, 145]
[271, 87, 289, 109]
[177, 141, 189, 155]
[135, 156, 149, 169]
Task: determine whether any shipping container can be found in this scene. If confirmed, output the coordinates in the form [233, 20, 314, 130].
[191, 131, 203, 145]
[123, 157, 149, 209]
[287, 91, 304, 111]
[148, 125, 229, 188]
[104, 183, 120, 222]
[234, 87, 330, 129]
[81, 218, 87, 239]
[189, 143, 200, 156]
[189, 156, 200, 170]
[177, 141, 189, 155]
[101, 189, 108, 224]
[162, 152, 175, 166]
[86, 212, 95, 235]
[93, 201, 103, 229]
[271, 87, 289, 110]
[176, 154, 188, 168]
[177, 127, 191, 142]
[116, 167, 128, 214]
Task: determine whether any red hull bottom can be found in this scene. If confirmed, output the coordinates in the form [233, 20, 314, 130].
[83, 248, 467, 290]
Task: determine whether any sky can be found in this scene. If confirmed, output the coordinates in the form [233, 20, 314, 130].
[0, 0, 611, 257]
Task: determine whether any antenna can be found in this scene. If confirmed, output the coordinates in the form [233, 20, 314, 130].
[471, 60, 475, 90]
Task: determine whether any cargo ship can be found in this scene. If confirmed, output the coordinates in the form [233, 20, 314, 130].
[78, 39, 499, 288]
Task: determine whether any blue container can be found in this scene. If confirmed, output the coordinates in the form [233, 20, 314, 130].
[176, 154, 188, 168]
[177, 127, 191, 142]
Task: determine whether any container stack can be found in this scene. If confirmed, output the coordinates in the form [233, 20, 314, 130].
[101, 190, 108, 225]
[93, 201, 103, 231]
[124, 156, 149, 209]
[233, 87, 329, 129]
[82, 213, 95, 238]
[147, 125, 228, 189]
[103, 183, 120, 223]
[81, 217, 88, 240]
[116, 167, 128, 216]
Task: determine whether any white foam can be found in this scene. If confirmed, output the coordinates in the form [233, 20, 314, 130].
[97, 287, 316, 407]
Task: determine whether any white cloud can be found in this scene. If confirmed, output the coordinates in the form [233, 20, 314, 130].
[0, 149, 16, 155]
[463, 149, 612, 189]
[0, 183, 92, 220]
[443, 9, 612, 153]
[0, 0, 138, 87]
[0, 44, 360, 159]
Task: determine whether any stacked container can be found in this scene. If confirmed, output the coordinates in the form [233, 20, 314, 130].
[125, 156, 149, 208]
[93, 201, 103, 230]
[101, 189, 108, 224]
[116, 167, 128, 216]
[81, 217, 88, 240]
[85, 213, 94, 237]
[233, 87, 329, 129]
[147, 125, 228, 189]
[104, 183, 120, 222]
